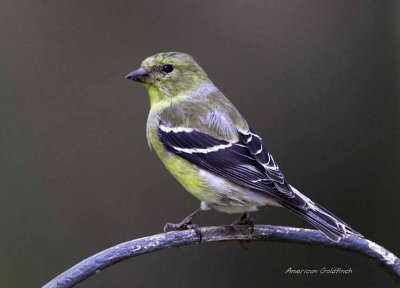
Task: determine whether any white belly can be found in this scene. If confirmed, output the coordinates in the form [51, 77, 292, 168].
[198, 169, 281, 214]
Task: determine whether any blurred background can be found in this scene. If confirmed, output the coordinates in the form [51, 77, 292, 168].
[1, 1, 399, 287]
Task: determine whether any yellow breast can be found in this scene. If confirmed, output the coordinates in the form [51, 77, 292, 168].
[146, 127, 211, 201]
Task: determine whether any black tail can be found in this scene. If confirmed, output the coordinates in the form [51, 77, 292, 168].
[280, 186, 363, 242]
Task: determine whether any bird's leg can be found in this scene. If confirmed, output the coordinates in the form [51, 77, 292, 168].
[230, 212, 254, 233]
[163, 208, 202, 232]
[164, 208, 203, 241]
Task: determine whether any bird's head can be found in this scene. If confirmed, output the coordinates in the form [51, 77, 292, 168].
[126, 52, 209, 105]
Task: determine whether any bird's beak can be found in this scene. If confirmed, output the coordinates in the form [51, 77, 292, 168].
[125, 67, 150, 83]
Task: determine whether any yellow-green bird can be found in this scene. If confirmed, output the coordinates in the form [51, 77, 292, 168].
[126, 52, 362, 241]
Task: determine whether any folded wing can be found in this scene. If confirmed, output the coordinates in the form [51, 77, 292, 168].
[157, 123, 362, 241]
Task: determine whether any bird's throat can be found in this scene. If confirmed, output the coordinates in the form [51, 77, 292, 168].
[146, 85, 163, 107]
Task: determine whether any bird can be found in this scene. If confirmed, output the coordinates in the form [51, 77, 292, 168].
[125, 52, 362, 241]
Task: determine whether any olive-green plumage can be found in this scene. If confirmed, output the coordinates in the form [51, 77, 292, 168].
[142, 52, 260, 212]
[126, 52, 362, 241]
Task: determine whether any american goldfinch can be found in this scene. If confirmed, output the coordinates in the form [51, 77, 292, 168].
[125, 52, 362, 241]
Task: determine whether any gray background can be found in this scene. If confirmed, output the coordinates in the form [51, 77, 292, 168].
[1, 1, 399, 287]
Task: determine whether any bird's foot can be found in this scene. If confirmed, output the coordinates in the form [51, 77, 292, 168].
[230, 212, 254, 233]
[163, 211, 202, 241]
[163, 216, 199, 232]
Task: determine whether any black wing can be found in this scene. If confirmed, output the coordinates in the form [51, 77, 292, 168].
[157, 123, 363, 241]
[157, 124, 303, 205]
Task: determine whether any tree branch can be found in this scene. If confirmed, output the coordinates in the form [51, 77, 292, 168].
[42, 225, 399, 287]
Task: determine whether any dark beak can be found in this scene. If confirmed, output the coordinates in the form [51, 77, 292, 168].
[125, 67, 150, 82]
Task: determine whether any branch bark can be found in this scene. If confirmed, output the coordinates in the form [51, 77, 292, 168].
[42, 225, 399, 287]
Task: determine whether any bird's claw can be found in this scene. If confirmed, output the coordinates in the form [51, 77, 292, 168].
[163, 218, 202, 242]
[163, 222, 198, 232]
[230, 213, 255, 233]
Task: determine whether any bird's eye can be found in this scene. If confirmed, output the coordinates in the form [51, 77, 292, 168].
[161, 64, 174, 73]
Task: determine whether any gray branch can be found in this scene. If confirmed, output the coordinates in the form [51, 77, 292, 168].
[42, 225, 399, 287]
